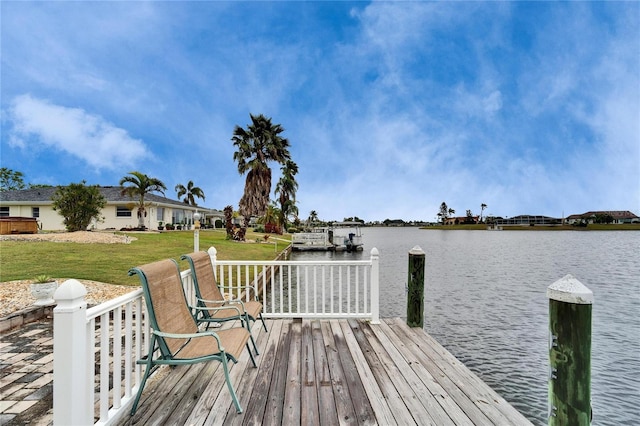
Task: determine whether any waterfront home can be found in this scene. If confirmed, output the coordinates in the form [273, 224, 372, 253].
[0, 186, 224, 231]
[494, 215, 562, 226]
[443, 215, 480, 225]
[565, 210, 640, 224]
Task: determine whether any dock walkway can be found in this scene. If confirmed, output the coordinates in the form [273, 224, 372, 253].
[124, 318, 532, 425]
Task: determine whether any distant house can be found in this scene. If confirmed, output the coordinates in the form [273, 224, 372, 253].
[0, 186, 224, 231]
[444, 216, 479, 225]
[494, 215, 562, 226]
[565, 211, 640, 225]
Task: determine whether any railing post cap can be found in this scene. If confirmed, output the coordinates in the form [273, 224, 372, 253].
[547, 274, 593, 304]
[207, 246, 217, 255]
[409, 245, 425, 255]
[370, 247, 379, 256]
[54, 279, 87, 310]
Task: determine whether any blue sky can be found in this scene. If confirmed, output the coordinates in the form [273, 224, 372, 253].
[2, 2, 639, 222]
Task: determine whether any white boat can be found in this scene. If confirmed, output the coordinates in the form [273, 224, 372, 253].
[291, 227, 333, 251]
[329, 222, 364, 252]
[291, 222, 364, 252]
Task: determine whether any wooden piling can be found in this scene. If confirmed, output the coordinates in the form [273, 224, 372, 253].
[547, 274, 593, 425]
[406, 246, 425, 327]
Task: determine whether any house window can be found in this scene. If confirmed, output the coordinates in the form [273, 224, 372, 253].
[0, 207, 9, 217]
[172, 210, 185, 224]
[156, 207, 165, 221]
[116, 206, 132, 217]
[32, 207, 40, 218]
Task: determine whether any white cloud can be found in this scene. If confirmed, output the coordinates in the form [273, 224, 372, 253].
[7, 94, 151, 170]
[483, 91, 503, 114]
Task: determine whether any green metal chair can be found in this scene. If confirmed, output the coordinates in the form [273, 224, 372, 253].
[181, 251, 268, 355]
[128, 258, 256, 416]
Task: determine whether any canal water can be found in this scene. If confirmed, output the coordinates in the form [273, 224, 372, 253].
[291, 227, 640, 425]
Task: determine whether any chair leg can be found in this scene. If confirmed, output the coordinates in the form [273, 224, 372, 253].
[246, 342, 257, 367]
[259, 313, 268, 332]
[249, 330, 260, 356]
[130, 338, 156, 416]
[130, 366, 150, 416]
[243, 314, 260, 355]
[221, 354, 243, 413]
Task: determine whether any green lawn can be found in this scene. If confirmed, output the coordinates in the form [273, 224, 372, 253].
[0, 230, 291, 286]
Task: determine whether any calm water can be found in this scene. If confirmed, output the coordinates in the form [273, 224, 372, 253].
[291, 227, 640, 425]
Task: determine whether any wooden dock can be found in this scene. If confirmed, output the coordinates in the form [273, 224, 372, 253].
[122, 318, 533, 425]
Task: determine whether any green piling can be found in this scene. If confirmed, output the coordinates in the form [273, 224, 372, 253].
[406, 246, 425, 327]
[547, 274, 593, 425]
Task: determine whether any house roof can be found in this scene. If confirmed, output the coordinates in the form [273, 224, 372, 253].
[567, 211, 639, 220]
[509, 215, 559, 220]
[0, 186, 213, 211]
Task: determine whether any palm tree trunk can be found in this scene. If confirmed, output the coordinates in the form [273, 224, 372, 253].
[238, 215, 250, 241]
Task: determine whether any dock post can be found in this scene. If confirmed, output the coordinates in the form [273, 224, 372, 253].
[547, 274, 593, 425]
[406, 245, 425, 327]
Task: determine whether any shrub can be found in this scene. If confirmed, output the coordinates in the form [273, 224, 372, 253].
[265, 223, 282, 234]
[51, 181, 106, 232]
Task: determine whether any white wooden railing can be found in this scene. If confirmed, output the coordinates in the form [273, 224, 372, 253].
[209, 246, 380, 320]
[52, 246, 379, 425]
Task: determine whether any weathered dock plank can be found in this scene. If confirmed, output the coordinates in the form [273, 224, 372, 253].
[360, 319, 453, 425]
[262, 319, 291, 426]
[334, 319, 377, 425]
[121, 318, 533, 426]
[373, 320, 474, 426]
[221, 318, 277, 426]
[342, 319, 413, 425]
[229, 318, 283, 426]
[123, 361, 196, 425]
[390, 318, 531, 425]
[386, 318, 496, 425]
[283, 320, 302, 424]
[320, 320, 359, 425]
[301, 320, 320, 426]
[311, 320, 339, 425]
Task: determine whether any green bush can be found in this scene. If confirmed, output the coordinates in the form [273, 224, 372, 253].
[51, 181, 106, 231]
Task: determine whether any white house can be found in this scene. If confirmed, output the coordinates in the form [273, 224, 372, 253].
[0, 186, 224, 231]
[565, 210, 640, 225]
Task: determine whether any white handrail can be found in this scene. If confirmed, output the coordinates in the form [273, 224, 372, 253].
[86, 288, 143, 319]
[208, 246, 380, 321]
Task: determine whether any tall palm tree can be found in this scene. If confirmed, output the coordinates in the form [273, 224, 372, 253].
[275, 160, 298, 230]
[480, 203, 487, 223]
[119, 171, 167, 228]
[308, 210, 319, 226]
[223, 205, 235, 239]
[438, 202, 449, 224]
[232, 114, 291, 237]
[175, 180, 205, 206]
[272, 198, 298, 232]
